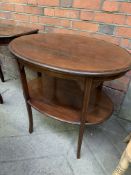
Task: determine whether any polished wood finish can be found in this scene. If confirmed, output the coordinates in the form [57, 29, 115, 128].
[9, 33, 131, 77]
[17, 62, 33, 133]
[0, 23, 38, 45]
[27, 77, 113, 125]
[9, 33, 131, 158]
[77, 78, 93, 159]
[0, 23, 38, 102]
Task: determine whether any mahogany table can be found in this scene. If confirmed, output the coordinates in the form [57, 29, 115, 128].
[0, 23, 38, 103]
[9, 33, 131, 158]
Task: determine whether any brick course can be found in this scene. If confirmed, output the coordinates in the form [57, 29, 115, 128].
[0, 0, 130, 51]
[0, 0, 131, 109]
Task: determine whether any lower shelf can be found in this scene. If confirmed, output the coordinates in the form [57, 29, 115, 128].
[28, 92, 113, 125]
[27, 77, 113, 125]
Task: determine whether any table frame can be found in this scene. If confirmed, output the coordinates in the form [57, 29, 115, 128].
[17, 61, 94, 158]
[9, 33, 131, 159]
[16, 59, 125, 159]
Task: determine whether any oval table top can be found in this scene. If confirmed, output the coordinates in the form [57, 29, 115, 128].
[0, 23, 38, 38]
[9, 33, 131, 77]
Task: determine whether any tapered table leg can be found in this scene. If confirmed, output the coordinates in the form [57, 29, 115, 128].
[0, 65, 4, 82]
[77, 78, 93, 159]
[0, 94, 3, 104]
[17, 61, 33, 133]
[37, 72, 42, 77]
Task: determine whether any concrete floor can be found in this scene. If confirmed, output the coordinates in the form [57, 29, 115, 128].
[0, 76, 131, 175]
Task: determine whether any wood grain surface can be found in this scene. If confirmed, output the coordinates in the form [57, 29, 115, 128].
[9, 33, 131, 77]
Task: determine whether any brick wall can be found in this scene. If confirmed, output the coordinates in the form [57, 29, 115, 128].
[0, 0, 131, 50]
[0, 0, 131, 113]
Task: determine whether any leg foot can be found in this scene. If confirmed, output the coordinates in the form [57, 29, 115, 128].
[77, 78, 93, 159]
[37, 72, 42, 77]
[0, 65, 4, 82]
[26, 103, 33, 133]
[0, 94, 3, 104]
[77, 123, 85, 159]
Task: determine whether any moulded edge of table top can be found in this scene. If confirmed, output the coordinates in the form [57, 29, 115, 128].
[0, 30, 39, 38]
[8, 33, 131, 77]
[0, 23, 39, 38]
[9, 50, 131, 78]
[0, 25, 39, 46]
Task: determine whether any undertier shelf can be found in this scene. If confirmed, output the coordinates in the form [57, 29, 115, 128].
[27, 78, 113, 125]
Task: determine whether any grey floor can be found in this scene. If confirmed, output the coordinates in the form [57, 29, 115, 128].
[0, 77, 131, 175]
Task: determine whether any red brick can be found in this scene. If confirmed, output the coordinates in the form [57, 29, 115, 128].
[0, 3, 14, 11]
[102, 1, 119, 12]
[116, 27, 131, 38]
[13, 13, 29, 22]
[15, 21, 43, 30]
[0, 0, 6, 2]
[15, 4, 41, 15]
[27, 0, 38, 5]
[14, 4, 25, 13]
[48, 27, 92, 37]
[24, 6, 40, 15]
[38, 0, 59, 6]
[23, 23, 43, 30]
[126, 16, 131, 26]
[92, 33, 120, 45]
[0, 18, 15, 25]
[120, 2, 131, 14]
[53, 28, 78, 34]
[0, 12, 6, 18]
[10, 0, 27, 3]
[73, 0, 101, 10]
[44, 8, 55, 16]
[72, 21, 99, 32]
[120, 38, 129, 48]
[94, 12, 126, 25]
[54, 9, 79, 19]
[1, 0, 10, 2]
[30, 15, 39, 23]
[44, 8, 79, 19]
[44, 26, 54, 32]
[80, 11, 94, 21]
[74, 30, 92, 37]
[0, 11, 12, 19]
[39, 16, 70, 28]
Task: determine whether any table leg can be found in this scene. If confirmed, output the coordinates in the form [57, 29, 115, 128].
[37, 72, 42, 77]
[77, 78, 93, 159]
[17, 61, 33, 133]
[95, 82, 103, 104]
[0, 94, 3, 104]
[0, 65, 4, 82]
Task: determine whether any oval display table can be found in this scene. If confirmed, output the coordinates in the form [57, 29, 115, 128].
[9, 33, 131, 158]
[0, 23, 38, 103]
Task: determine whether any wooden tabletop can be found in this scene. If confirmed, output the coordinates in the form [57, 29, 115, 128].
[9, 33, 131, 77]
[0, 23, 38, 38]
